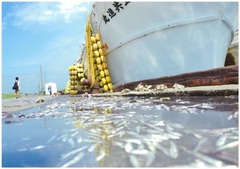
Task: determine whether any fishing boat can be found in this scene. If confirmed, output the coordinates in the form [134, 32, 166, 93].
[66, 2, 238, 94]
[89, 2, 238, 83]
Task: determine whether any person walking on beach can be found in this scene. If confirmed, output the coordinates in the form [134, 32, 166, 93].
[13, 77, 20, 98]
[48, 86, 52, 95]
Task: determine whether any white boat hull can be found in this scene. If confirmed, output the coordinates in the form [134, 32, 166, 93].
[90, 2, 238, 85]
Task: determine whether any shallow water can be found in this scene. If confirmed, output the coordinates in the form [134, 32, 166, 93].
[2, 95, 238, 167]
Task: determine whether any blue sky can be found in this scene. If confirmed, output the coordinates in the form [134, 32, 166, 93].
[2, 1, 92, 94]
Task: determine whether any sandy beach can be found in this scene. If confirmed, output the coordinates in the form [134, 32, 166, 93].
[2, 95, 60, 114]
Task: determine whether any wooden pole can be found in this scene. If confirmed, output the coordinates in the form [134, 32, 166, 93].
[40, 64, 44, 95]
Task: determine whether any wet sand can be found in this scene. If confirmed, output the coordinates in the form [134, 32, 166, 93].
[2, 90, 238, 167]
[2, 95, 60, 114]
[2, 84, 238, 114]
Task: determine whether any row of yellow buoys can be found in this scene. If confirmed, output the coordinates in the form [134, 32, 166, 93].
[65, 32, 114, 94]
[91, 33, 113, 92]
[65, 62, 86, 94]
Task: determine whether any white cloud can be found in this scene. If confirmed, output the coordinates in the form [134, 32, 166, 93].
[3, 2, 90, 29]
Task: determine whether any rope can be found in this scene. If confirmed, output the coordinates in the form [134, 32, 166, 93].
[85, 15, 96, 88]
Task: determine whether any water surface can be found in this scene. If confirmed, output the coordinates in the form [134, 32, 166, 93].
[2, 95, 238, 167]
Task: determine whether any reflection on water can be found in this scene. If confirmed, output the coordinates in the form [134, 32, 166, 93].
[2, 95, 238, 167]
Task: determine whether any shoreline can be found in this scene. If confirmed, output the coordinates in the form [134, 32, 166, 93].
[2, 84, 238, 114]
[2, 95, 60, 114]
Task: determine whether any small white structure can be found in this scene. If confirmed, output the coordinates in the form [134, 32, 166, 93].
[45, 82, 57, 95]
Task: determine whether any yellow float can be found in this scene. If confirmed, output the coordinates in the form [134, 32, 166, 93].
[95, 33, 100, 41]
[97, 41, 102, 48]
[94, 50, 100, 57]
[99, 70, 105, 78]
[104, 69, 109, 76]
[100, 55, 105, 62]
[103, 84, 108, 92]
[91, 36, 96, 43]
[101, 78, 107, 85]
[97, 64, 103, 71]
[108, 83, 113, 90]
[102, 63, 107, 69]
[106, 76, 111, 83]
[96, 57, 101, 64]
[92, 43, 98, 50]
[99, 48, 103, 56]
[66, 16, 114, 94]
